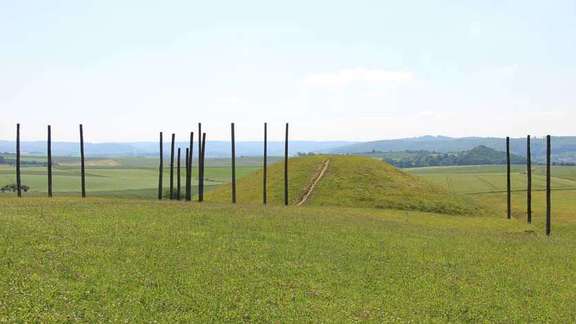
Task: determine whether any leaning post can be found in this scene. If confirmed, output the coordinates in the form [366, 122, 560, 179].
[187, 132, 194, 201]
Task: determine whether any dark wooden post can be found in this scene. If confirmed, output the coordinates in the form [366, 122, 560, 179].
[199, 132, 206, 202]
[158, 132, 163, 200]
[198, 123, 202, 200]
[177, 148, 181, 200]
[284, 123, 289, 206]
[80, 124, 86, 198]
[526, 135, 531, 224]
[185, 147, 190, 200]
[263, 122, 267, 205]
[546, 135, 551, 236]
[506, 136, 511, 219]
[186, 132, 194, 201]
[169, 133, 175, 200]
[48, 125, 53, 197]
[231, 123, 236, 203]
[16, 123, 21, 197]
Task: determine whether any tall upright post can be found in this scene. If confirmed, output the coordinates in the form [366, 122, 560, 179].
[186, 132, 194, 201]
[80, 124, 86, 198]
[48, 125, 53, 197]
[231, 123, 236, 204]
[185, 147, 190, 200]
[506, 136, 511, 219]
[546, 135, 551, 236]
[198, 123, 202, 201]
[158, 132, 163, 200]
[263, 122, 268, 205]
[284, 123, 289, 206]
[169, 133, 175, 200]
[177, 148, 181, 200]
[16, 124, 21, 197]
[199, 132, 206, 202]
[526, 135, 532, 224]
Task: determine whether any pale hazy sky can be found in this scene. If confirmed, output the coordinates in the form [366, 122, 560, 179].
[1, 0, 575, 142]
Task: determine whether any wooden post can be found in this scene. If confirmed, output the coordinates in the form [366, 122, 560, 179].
[177, 148, 181, 200]
[16, 124, 21, 197]
[158, 132, 163, 200]
[198, 123, 202, 201]
[199, 132, 206, 202]
[169, 133, 175, 200]
[284, 123, 289, 206]
[526, 135, 531, 224]
[231, 123, 236, 203]
[506, 136, 511, 219]
[80, 124, 86, 198]
[546, 135, 551, 236]
[263, 122, 267, 205]
[186, 132, 194, 201]
[48, 125, 53, 197]
[185, 147, 190, 200]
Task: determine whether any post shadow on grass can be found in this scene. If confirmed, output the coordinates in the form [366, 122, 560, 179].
[169, 133, 175, 200]
[48, 125, 53, 198]
[506, 136, 511, 219]
[80, 124, 86, 198]
[16, 124, 21, 197]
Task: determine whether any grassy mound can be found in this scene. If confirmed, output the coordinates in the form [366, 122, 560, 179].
[208, 155, 486, 215]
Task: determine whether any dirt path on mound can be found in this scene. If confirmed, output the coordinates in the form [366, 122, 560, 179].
[297, 159, 330, 206]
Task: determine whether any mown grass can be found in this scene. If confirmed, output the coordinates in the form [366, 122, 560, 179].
[0, 197, 575, 322]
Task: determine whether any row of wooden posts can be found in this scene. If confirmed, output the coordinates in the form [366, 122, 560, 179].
[14, 123, 87, 198]
[12, 122, 290, 205]
[506, 135, 552, 235]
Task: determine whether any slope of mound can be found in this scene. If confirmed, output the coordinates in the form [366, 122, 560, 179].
[208, 155, 486, 215]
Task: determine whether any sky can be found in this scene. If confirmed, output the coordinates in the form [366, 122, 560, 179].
[1, 0, 576, 142]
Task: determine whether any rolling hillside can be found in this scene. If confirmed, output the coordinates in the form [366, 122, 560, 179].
[207, 155, 486, 215]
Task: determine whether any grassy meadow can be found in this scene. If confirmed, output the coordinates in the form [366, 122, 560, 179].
[1, 156, 576, 321]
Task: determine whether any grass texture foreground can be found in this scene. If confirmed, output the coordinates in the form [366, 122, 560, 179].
[1, 198, 575, 322]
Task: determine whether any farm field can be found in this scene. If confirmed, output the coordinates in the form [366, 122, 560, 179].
[408, 164, 576, 224]
[0, 155, 272, 199]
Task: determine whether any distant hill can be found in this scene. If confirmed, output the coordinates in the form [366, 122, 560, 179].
[208, 155, 487, 215]
[327, 136, 576, 163]
[0, 140, 353, 158]
[378, 145, 525, 168]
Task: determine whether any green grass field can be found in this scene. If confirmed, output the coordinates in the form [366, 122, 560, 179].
[1, 158, 576, 321]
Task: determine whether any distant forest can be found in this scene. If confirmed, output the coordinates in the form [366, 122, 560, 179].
[358, 145, 574, 168]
